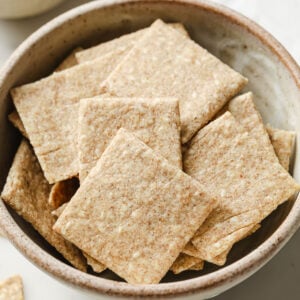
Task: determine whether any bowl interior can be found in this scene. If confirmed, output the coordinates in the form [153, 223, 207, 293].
[1, 0, 300, 285]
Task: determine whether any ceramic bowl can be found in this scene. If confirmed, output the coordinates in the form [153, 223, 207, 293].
[0, 0, 300, 299]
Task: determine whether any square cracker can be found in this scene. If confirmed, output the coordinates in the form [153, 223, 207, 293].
[170, 253, 203, 274]
[54, 129, 216, 284]
[0, 275, 23, 300]
[55, 47, 82, 71]
[8, 47, 82, 139]
[100, 19, 247, 143]
[11, 51, 125, 183]
[79, 97, 181, 181]
[76, 23, 188, 63]
[183, 112, 299, 264]
[1, 140, 87, 271]
[267, 125, 295, 171]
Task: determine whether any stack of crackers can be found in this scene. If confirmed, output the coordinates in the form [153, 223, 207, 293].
[1, 20, 299, 284]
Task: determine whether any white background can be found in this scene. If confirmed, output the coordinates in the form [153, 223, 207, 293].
[0, 0, 300, 299]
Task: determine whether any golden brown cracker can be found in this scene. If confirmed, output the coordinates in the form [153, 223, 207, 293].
[78, 97, 181, 181]
[101, 19, 247, 143]
[54, 129, 216, 284]
[0, 275, 23, 300]
[12, 51, 123, 183]
[183, 112, 299, 264]
[55, 47, 82, 71]
[170, 253, 203, 274]
[267, 126, 295, 171]
[1, 140, 87, 271]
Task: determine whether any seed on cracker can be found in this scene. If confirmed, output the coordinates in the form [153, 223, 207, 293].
[54, 129, 216, 284]
[183, 112, 299, 264]
[11, 51, 125, 183]
[0, 275, 24, 300]
[170, 253, 203, 274]
[76, 23, 187, 63]
[101, 19, 247, 143]
[78, 97, 181, 181]
[49, 178, 79, 209]
[1, 140, 87, 271]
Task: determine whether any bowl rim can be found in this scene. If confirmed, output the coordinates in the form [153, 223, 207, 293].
[1, 0, 300, 297]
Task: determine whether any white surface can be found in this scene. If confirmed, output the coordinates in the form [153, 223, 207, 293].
[0, 0, 299, 299]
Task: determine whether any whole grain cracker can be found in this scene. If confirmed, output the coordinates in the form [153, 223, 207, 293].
[228, 92, 279, 162]
[0, 275, 23, 300]
[52, 203, 68, 218]
[100, 19, 247, 143]
[1, 140, 87, 271]
[170, 253, 203, 274]
[183, 112, 299, 264]
[49, 178, 79, 209]
[55, 47, 82, 71]
[79, 97, 181, 181]
[84, 253, 106, 273]
[54, 129, 216, 284]
[8, 47, 82, 139]
[267, 125, 295, 171]
[12, 51, 125, 183]
[76, 23, 188, 63]
[8, 110, 27, 139]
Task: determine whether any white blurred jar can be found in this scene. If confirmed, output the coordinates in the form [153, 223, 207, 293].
[0, 0, 67, 19]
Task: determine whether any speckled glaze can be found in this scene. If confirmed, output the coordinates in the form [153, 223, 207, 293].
[0, 0, 300, 299]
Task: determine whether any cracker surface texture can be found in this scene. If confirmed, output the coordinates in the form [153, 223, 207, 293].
[1, 140, 87, 271]
[0, 275, 23, 300]
[183, 112, 299, 264]
[101, 19, 247, 143]
[54, 129, 215, 284]
[79, 97, 181, 180]
[12, 52, 123, 183]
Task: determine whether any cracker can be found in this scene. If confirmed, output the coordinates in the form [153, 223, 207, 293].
[55, 47, 82, 71]
[8, 47, 82, 139]
[228, 92, 278, 160]
[76, 23, 188, 63]
[1, 140, 87, 271]
[100, 19, 247, 143]
[267, 126, 295, 171]
[228, 92, 295, 171]
[12, 51, 123, 183]
[54, 129, 216, 284]
[49, 178, 79, 209]
[84, 253, 106, 273]
[8, 110, 27, 139]
[78, 97, 181, 181]
[52, 203, 68, 218]
[183, 112, 299, 264]
[0, 275, 23, 300]
[189, 260, 204, 271]
[170, 253, 203, 274]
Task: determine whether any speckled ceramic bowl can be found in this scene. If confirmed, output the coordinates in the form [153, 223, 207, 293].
[0, 0, 300, 299]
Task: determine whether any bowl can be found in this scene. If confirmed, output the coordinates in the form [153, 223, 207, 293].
[1, 0, 300, 298]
